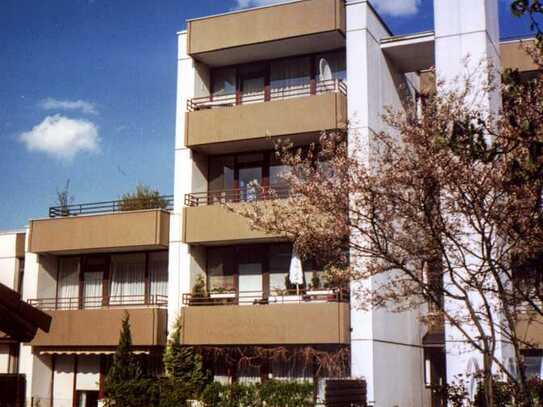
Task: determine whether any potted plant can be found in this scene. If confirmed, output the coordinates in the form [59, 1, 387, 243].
[322, 264, 351, 302]
[190, 275, 208, 306]
[307, 274, 334, 301]
[209, 286, 236, 304]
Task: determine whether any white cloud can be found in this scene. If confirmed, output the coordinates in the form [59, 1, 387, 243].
[19, 115, 100, 161]
[371, 0, 421, 17]
[234, 0, 288, 9]
[39, 98, 98, 115]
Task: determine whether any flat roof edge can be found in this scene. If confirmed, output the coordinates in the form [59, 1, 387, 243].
[185, 0, 304, 23]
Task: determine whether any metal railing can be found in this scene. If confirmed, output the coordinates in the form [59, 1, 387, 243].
[187, 79, 347, 112]
[28, 294, 168, 311]
[49, 196, 174, 217]
[185, 185, 290, 207]
[182, 288, 349, 306]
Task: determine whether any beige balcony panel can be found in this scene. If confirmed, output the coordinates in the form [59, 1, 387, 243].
[181, 302, 350, 345]
[30, 308, 167, 347]
[183, 205, 282, 245]
[501, 40, 539, 72]
[186, 92, 347, 151]
[29, 209, 170, 254]
[188, 0, 345, 66]
[516, 312, 543, 348]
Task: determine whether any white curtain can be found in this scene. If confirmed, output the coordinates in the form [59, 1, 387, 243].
[57, 258, 80, 309]
[110, 254, 145, 305]
[271, 357, 313, 382]
[238, 365, 261, 384]
[83, 272, 103, 308]
[149, 252, 168, 303]
[271, 57, 310, 100]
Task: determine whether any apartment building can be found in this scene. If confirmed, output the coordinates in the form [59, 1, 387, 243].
[0, 231, 26, 375]
[3, 0, 541, 406]
[17, 209, 170, 407]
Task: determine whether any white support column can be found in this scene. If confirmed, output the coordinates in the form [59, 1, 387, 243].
[434, 0, 502, 110]
[169, 31, 209, 332]
[347, 1, 426, 405]
[19, 232, 54, 403]
[434, 0, 512, 390]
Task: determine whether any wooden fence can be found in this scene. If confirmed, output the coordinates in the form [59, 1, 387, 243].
[325, 379, 367, 407]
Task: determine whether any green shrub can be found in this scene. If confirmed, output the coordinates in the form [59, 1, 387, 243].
[260, 380, 313, 407]
[118, 183, 168, 211]
[201, 380, 313, 407]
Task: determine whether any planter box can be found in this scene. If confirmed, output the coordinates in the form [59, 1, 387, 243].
[210, 293, 236, 299]
[269, 294, 303, 304]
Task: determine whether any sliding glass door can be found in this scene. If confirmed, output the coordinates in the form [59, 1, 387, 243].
[82, 257, 106, 308]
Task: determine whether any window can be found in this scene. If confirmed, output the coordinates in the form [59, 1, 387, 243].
[57, 257, 80, 309]
[525, 355, 543, 378]
[269, 244, 291, 293]
[208, 247, 235, 292]
[212, 67, 236, 97]
[316, 51, 346, 82]
[110, 253, 146, 305]
[54, 251, 168, 308]
[270, 56, 311, 98]
[149, 251, 168, 300]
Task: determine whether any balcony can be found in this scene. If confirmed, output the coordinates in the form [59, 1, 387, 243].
[180, 289, 350, 346]
[185, 79, 347, 153]
[29, 198, 172, 254]
[28, 296, 167, 347]
[183, 187, 287, 244]
[187, 0, 345, 66]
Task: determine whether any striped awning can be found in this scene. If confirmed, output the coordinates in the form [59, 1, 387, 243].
[39, 349, 150, 356]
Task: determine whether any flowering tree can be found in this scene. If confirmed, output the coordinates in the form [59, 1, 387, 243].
[232, 50, 543, 405]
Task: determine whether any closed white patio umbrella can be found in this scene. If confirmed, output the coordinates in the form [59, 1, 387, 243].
[289, 249, 304, 295]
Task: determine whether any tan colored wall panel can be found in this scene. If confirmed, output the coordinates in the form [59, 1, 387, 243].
[516, 313, 543, 348]
[183, 205, 281, 244]
[29, 210, 170, 254]
[181, 303, 350, 345]
[186, 93, 346, 148]
[31, 308, 167, 347]
[501, 40, 539, 72]
[15, 233, 25, 258]
[188, 0, 345, 55]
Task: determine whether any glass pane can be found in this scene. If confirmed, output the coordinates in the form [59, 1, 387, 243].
[316, 51, 346, 82]
[83, 271, 103, 308]
[110, 253, 145, 305]
[525, 356, 543, 378]
[239, 166, 262, 202]
[241, 77, 265, 103]
[238, 247, 263, 303]
[57, 257, 80, 309]
[209, 156, 235, 191]
[212, 67, 236, 96]
[269, 244, 292, 294]
[270, 164, 290, 195]
[149, 252, 168, 301]
[270, 56, 310, 98]
[208, 247, 235, 292]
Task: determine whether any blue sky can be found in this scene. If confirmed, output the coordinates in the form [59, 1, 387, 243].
[0, 0, 536, 230]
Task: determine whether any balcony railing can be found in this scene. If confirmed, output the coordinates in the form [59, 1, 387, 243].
[49, 196, 174, 217]
[187, 79, 347, 112]
[28, 295, 168, 311]
[182, 288, 349, 306]
[185, 185, 290, 207]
